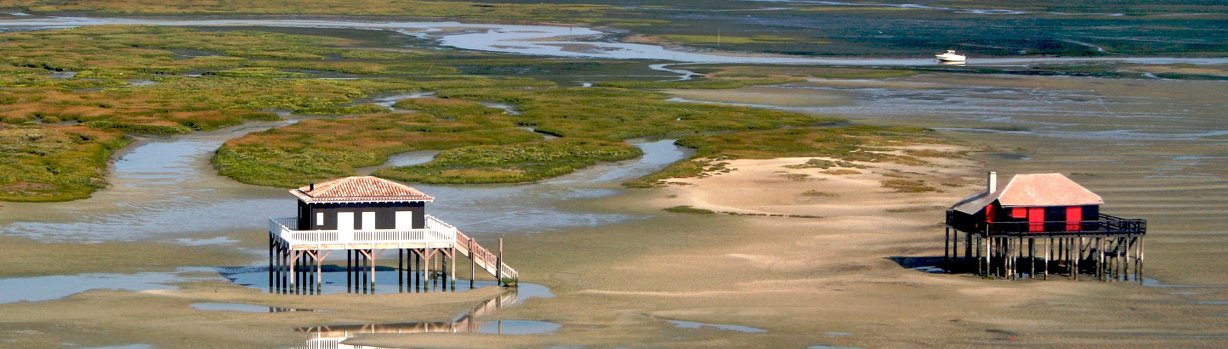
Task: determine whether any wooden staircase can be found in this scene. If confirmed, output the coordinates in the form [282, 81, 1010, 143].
[455, 230, 518, 285]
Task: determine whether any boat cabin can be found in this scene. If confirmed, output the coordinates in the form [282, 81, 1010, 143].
[290, 176, 434, 231]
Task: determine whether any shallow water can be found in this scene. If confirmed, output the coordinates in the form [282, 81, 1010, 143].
[0, 267, 218, 304]
[0, 133, 686, 240]
[0, 121, 293, 242]
[290, 282, 556, 348]
[667, 320, 767, 333]
[223, 264, 556, 298]
[0, 16, 1225, 69]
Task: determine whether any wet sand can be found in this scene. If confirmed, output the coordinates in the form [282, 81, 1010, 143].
[3, 64, 1228, 348]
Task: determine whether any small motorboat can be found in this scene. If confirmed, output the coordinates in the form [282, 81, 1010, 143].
[935, 49, 966, 62]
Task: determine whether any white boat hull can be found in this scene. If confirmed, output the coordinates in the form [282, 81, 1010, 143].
[935, 54, 966, 62]
[935, 50, 966, 62]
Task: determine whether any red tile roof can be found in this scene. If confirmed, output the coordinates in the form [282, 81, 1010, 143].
[997, 173, 1103, 207]
[290, 176, 434, 204]
[952, 173, 1103, 213]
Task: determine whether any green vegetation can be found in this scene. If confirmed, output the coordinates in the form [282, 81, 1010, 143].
[375, 139, 641, 184]
[213, 106, 541, 187]
[0, 0, 611, 22]
[434, 87, 824, 141]
[663, 205, 716, 215]
[0, 23, 950, 199]
[801, 190, 839, 198]
[0, 125, 129, 201]
[881, 179, 940, 193]
[627, 126, 940, 187]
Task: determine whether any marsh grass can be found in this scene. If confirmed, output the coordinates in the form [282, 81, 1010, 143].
[0, 24, 951, 199]
[0, 125, 129, 201]
[213, 110, 541, 187]
[663, 205, 716, 215]
[881, 179, 940, 193]
[375, 139, 642, 184]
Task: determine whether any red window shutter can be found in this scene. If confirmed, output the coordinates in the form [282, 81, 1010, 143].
[985, 204, 994, 222]
[1066, 206, 1083, 231]
[1011, 207, 1027, 219]
[1028, 207, 1044, 232]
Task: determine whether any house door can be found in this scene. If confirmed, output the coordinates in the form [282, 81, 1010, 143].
[395, 211, 414, 230]
[361, 212, 376, 231]
[337, 212, 355, 231]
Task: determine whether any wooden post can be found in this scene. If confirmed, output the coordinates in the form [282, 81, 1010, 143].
[289, 251, 297, 286]
[1044, 237, 1050, 280]
[965, 232, 973, 269]
[1138, 237, 1145, 284]
[369, 249, 377, 290]
[945, 226, 951, 263]
[983, 234, 991, 278]
[450, 247, 457, 291]
[424, 248, 432, 290]
[1074, 237, 1081, 281]
[399, 249, 404, 290]
[1028, 238, 1035, 279]
[268, 235, 273, 293]
[497, 238, 504, 285]
[470, 239, 476, 289]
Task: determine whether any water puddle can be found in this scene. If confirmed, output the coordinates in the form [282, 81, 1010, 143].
[173, 236, 239, 246]
[666, 320, 767, 333]
[50, 71, 77, 79]
[0, 267, 219, 304]
[482, 102, 521, 115]
[367, 92, 434, 110]
[353, 150, 439, 175]
[191, 303, 316, 313]
[126, 79, 156, 87]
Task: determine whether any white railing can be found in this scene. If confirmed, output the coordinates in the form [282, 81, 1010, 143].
[268, 215, 457, 248]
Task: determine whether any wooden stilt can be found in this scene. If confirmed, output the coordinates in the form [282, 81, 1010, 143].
[1075, 237, 1081, 280]
[1138, 237, 1145, 283]
[497, 238, 504, 285]
[945, 226, 951, 263]
[1028, 238, 1035, 279]
[470, 239, 476, 289]
[1044, 237, 1050, 280]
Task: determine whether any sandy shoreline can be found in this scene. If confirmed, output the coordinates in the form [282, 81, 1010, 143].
[4, 144, 1225, 348]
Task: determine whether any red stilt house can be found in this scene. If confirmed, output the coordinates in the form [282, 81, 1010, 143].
[944, 172, 1146, 281]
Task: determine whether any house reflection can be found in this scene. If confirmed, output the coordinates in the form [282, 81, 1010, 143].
[293, 290, 559, 348]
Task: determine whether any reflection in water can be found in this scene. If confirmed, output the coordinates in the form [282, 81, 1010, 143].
[191, 302, 316, 313]
[293, 287, 558, 348]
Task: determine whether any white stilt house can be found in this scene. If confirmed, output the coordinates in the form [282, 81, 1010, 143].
[267, 176, 517, 293]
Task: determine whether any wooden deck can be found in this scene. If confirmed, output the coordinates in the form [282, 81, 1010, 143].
[945, 213, 1146, 281]
[268, 215, 517, 290]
